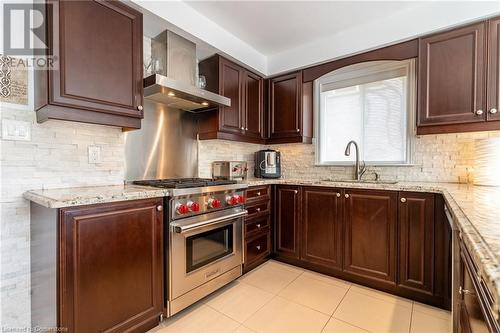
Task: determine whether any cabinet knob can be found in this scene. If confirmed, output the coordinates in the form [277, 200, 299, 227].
[241, 127, 244, 130]
[256, 224, 261, 228]
[256, 245, 261, 251]
[256, 207, 261, 212]
[157, 205, 163, 212]
[137, 105, 143, 111]
[294, 190, 298, 194]
[256, 191, 261, 196]
[345, 194, 350, 198]
[336, 193, 341, 197]
[245, 127, 248, 130]
[475, 109, 484, 115]
[400, 198, 407, 203]
[296, 129, 300, 132]
[490, 108, 498, 114]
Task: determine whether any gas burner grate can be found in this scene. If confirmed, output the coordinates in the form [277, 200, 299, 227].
[133, 178, 237, 189]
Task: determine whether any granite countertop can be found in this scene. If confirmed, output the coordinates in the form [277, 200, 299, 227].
[23, 179, 500, 310]
[246, 179, 500, 311]
[24, 184, 170, 209]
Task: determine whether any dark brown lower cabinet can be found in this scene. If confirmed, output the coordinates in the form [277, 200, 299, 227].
[32, 198, 164, 333]
[301, 187, 343, 270]
[398, 192, 435, 294]
[458, 243, 500, 333]
[243, 185, 272, 273]
[272, 185, 451, 309]
[274, 185, 301, 260]
[344, 189, 398, 285]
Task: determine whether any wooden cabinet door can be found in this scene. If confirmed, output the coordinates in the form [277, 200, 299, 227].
[301, 187, 343, 270]
[244, 71, 263, 139]
[488, 17, 500, 121]
[398, 192, 435, 295]
[418, 22, 486, 127]
[219, 58, 244, 134]
[269, 71, 302, 139]
[48, 0, 143, 118]
[59, 198, 163, 333]
[344, 189, 397, 284]
[274, 185, 301, 259]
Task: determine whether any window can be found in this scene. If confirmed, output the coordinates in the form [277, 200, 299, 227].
[315, 60, 415, 165]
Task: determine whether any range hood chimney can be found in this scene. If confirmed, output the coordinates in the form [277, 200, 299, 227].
[143, 30, 230, 111]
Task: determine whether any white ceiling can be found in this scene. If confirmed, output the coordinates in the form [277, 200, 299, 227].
[184, 1, 422, 56]
[133, 0, 500, 76]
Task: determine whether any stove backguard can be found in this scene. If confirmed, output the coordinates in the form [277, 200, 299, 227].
[124, 100, 198, 181]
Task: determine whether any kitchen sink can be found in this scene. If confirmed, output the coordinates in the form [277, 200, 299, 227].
[320, 179, 399, 185]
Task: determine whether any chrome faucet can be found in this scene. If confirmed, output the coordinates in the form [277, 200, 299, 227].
[344, 140, 366, 181]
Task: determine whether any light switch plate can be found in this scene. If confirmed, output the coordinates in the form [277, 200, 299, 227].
[88, 145, 102, 164]
[2, 119, 31, 141]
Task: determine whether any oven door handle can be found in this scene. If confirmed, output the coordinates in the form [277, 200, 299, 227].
[172, 210, 248, 234]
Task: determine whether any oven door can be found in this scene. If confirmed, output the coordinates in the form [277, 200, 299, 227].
[169, 208, 245, 300]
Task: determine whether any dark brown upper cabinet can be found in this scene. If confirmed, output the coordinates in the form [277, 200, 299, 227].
[36, 0, 144, 130]
[198, 55, 264, 143]
[488, 17, 500, 123]
[267, 71, 313, 144]
[343, 189, 398, 285]
[301, 187, 343, 270]
[274, 185, 301, 260]
[418, 18, 500, 134]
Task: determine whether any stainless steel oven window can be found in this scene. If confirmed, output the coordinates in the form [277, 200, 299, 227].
[185, 224, 234, 273]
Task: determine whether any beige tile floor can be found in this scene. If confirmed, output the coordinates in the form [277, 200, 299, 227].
[150, 260, 451, 333]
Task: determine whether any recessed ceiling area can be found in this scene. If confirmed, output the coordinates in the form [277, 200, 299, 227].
[134, 0, 500, 76]
[184, 1, 422, 56]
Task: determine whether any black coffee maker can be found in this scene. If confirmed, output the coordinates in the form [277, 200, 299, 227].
[254, 149, 281, 178]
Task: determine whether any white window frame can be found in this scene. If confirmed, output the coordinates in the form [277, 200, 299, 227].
[313, 59, 416, 166]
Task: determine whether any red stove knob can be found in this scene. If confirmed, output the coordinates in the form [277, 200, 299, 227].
[208, 198, 221, 209]
[227, 196, 239, 205]
[238, 195, 246, 204]
[187, 201, 200, 212]
[176, 203, 189, 215]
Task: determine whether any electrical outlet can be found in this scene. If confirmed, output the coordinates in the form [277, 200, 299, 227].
[88, 145, 102, 164]
[2, 120, 31, 141]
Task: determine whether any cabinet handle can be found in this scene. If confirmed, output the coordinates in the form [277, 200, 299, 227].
[459, 286, 474, 295]
[336, 193, 341, 197]
[400, 198, 407, 203]
[256, 224, 261, 228]
[490, 108, 498, 114]
[475, 109, 484, 115]
[345, 194, 350, 198]
[157, 205, 163, 212]
[256, 245, 261, 251]
[294, 190, 298, 194]
[137, 105, 143, 111]
[256, 191, 261, 196]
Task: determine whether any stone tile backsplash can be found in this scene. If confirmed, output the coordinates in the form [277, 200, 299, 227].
[198, 131, 500, 183]
[1, 106, 124, 327]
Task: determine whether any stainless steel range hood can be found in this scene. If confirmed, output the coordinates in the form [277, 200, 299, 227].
[143, 30, 230, 112]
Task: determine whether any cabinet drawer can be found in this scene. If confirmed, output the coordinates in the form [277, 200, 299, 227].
[246, 186, 271, 203]
[246, 201, 270, 219]
[245, 215, 270, 236]
[245, 231, 271, 265]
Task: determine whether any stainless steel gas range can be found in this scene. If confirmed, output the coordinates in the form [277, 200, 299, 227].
[133, 178, 248, 317]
